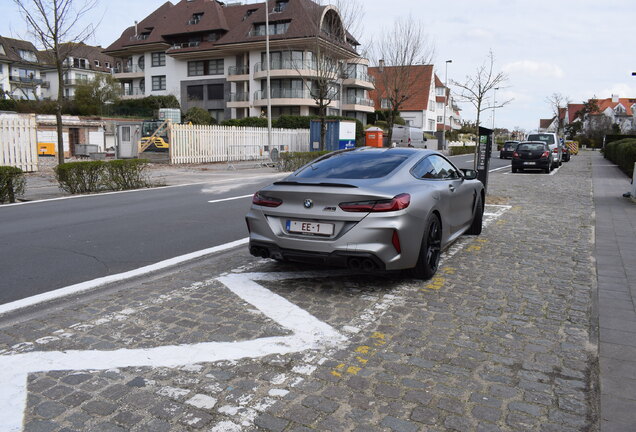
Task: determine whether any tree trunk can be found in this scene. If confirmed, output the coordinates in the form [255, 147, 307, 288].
[386, 110, 394, 147]
[319, 102, 326, 151]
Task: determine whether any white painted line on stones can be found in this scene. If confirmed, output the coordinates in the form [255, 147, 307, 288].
[489, 165, 510, 172]
[0, 271, 347, 432]
[0, 238, 249, 317]
[208, 194, 253, 204]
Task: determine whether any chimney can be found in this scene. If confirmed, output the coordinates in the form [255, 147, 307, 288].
[379, 59, 385, 73]
[612, 94, 619, 103]
[134, 21, 138, 36]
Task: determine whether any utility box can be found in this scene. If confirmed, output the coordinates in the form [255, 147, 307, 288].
[365, 127, 384, 147]
[310, 120, 356, 151]
[116, 122, 142, 159]
[38, 142, 55, 156]
[157, 108, 181, 124]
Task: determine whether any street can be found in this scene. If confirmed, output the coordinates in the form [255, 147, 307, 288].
[0, 152, 605, 432]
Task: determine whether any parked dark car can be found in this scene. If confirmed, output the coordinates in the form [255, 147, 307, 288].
[511, 141, 552, 173]
[561, 144, 571, 162]
[499, 141, 519, 159]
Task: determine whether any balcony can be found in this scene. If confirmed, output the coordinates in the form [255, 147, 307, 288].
[253, 60, 319, 79]
[9, 76, 43, 86]
[64, 78, 91, 86]
[342, 72, 375, 90]
[169, 41, 201, 51]
[253, 89, 315, 107]
[341, 96, 375, 113]
[227, 92, 250, 108]
[41, 81, 50, 89]
[121, 87, 145, 100]
[227, 65, 250, 81]
[112, 65, 144, 79]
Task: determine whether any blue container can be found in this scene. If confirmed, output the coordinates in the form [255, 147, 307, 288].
[310, 120, 356, 151]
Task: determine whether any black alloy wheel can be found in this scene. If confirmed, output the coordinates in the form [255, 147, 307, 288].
[412, 214, 442, 279]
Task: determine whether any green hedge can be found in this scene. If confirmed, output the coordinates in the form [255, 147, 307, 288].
[55, 159, 150, 194]
[278, 151, 330, 172]
[0, 166, 26, 204]
[449, 145, 476, 156]
[604, 138, 636, 177]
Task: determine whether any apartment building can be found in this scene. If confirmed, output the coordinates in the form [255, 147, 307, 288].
[434, 75, 461, 132]
[40, 43, 116, 99]
[104, 0, 374, 124]
[0, 36, 46, 100]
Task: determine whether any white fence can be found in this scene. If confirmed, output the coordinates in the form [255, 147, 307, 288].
[170, 124, 310, 165]
[0, 114, 38, 172]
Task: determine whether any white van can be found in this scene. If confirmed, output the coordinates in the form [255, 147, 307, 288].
[526, 132, 563, 166]
[392, 125, 427, 148]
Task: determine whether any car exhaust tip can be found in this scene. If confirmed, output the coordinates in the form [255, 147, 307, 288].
[250, 246, 269, 259]
[348, 258, 362, 271]
[361, 259, 377, 272]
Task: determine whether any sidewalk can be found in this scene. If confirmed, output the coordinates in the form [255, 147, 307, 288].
[591, 151, 636, 431]
[21, 158, 280, 202]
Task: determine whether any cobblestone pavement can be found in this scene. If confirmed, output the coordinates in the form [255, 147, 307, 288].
[0, 153, 598, 431]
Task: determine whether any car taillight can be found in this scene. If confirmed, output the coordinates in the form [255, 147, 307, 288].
[392, 229, 401, 254]
[339, 193, 411, 213]
[553, 148, 558, 153]
[541, 151, 550, 158]
[513, 152, 519, 158]
[252, 192, 282, 207]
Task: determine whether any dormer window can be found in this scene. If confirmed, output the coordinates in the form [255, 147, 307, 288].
[0, 44, 5, 55]
[18, 49, 38, 62]
[251, 20, 290, 36]
[244, 9, 257, 20]
[188, 12, 203, 25]
[94, 60, 100, 67]
[273, 0, 288, 13]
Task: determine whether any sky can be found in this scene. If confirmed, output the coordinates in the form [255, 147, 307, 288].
[4, 0, 636, 132]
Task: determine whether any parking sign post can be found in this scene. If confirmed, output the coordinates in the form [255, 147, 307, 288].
[476, 126, 493, 192]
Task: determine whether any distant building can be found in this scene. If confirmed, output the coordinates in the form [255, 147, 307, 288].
[565, 96, 636, 134]
[104, 0, 374, 123]
[0, 35, 47, 100]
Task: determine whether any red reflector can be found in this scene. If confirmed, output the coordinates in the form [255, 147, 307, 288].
[252, 192, 282, 207]
[553, 148, 558, 153]
[542, 151, 550, 158]
[339, 193, 411, 213]
[392, 230, 401, 254]
[513, 152, 519, 158]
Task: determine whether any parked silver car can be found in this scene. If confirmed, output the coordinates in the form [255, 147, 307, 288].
[246, 147, 484, 279]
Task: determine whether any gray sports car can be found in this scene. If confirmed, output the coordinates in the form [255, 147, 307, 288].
[246, 147, 484, 279]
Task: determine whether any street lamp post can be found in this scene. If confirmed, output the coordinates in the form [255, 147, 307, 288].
[265, 0, 273, 157]
[442, 59, 452, 151]
[492, 87, 499, 150]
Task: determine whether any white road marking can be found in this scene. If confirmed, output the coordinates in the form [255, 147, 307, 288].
[489, 165, 510, 172]
[0, 238, 249, 317]
[208, 194, 253, 204]
[0, 271, 347, 432]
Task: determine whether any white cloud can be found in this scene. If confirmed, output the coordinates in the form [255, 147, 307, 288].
[597, 83, 636, 99]
[503, 61, 565, 79]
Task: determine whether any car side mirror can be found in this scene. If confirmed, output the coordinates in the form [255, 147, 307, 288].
[461, 169, 478, 180]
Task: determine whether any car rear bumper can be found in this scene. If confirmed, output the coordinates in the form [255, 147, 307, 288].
[512, 159, 550, 170]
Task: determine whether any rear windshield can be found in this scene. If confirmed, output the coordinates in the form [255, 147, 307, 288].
[517, 143, 546, 151]
[527, 134, 555, 145]
[295, 151, 409, 179]
[504, 142, 518, 148]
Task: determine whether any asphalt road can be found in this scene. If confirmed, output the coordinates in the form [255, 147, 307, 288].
[0, 176, 282, 304]
[0, 153, 510, 305]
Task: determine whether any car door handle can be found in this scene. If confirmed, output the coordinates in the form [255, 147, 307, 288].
[449, 185, 456, 192]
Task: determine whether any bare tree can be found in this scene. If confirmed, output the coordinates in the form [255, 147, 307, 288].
[371, 16, 434, 145]
[546, 92, 571, 137]
[13, 0, 98, 164]
[451, 51, 511, 137]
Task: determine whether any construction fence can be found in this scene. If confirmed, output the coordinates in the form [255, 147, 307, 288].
[0, 114, 38, 172]
[170, 124, 310, 165]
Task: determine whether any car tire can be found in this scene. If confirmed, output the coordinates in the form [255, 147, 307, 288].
[411, 213, 442, 280]
[466, 195, 483, 235]
[512, 167, 517, 173]
[544, 165, 550, 173]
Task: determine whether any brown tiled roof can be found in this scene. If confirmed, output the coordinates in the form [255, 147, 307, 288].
[595, 97, 636, 116]
[104, 0, 357, 56]
[368, 65, 434, 111]
[39, 43, 116, 73]
[0, 35, 47, 66]
[567, 103, 585, 123]
[539, 118, 553, 129]
[434, 75, 443, 87]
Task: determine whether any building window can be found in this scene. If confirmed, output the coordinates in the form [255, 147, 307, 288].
[208, 59, 224, 75]
[18, 49, 38, 62]
[273, 0, 288, 12]
[105, 62, 111, 69]
[207, 84, 224, 100]
[187, 85, 204, 101]
[381, 99, 390, 109]
[188, 61, 205, 76]
[209, 109, 225, 123]
[152, 75, 166, 91]
[151, 52, 165, 67]
[252, 20, 290, 36]
[188, 12, 203, 25]
[437, 116, 443, 123]
[137, 56, 145, 70]
[73, 58, 88, 69]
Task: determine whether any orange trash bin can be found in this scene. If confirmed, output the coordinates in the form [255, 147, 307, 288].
[365, 127, 384, 147]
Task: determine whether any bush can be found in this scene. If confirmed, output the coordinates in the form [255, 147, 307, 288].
[55, 159, 151, 194]
[184, 107, 213, 125]
[104, 159, 150, 190]
[221, 117, 268, 128]
[0, 166, 26, 203]
[449, 145, 476, 156]
[278, 151, 330, 172]
[603, 138, 636, 177]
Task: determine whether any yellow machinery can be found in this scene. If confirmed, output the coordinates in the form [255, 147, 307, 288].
[138, 120, 170, 152]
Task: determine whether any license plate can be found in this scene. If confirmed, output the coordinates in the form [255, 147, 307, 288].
[524, 162, 536, 165]
[286, 220, 334, 236]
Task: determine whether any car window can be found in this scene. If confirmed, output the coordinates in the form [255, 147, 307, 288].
[527, 134, 555, 145]
[517, 143, 546, 151]
[294, 151, 409, 179]
[412, 155, 460, 180]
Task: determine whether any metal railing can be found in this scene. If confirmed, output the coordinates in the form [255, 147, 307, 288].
[229, 92, 250, 102]
[343, 72, 375, 84]
[254, 60, 317, 73]
[9, 76, 43, 85]
[112, 65, 144, 74]
[228, 65, 250, 75]
[170, 41, 201, 50]
[344, 96, 374, 107]
[64, 78, 91, 86]
[254, 89, 313, 100]
[122, 87, 145, 96]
